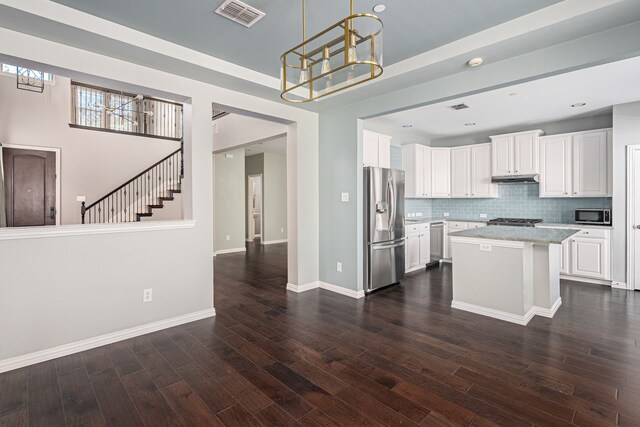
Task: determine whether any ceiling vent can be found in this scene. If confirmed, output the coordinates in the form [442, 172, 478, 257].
[449, 103, 470, 110]
[215, 0, 265, 28]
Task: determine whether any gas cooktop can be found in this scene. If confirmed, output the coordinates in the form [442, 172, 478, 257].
[487, 218, 543, 227]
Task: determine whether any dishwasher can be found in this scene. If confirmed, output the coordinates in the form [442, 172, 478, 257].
[429, 222, 444, 267]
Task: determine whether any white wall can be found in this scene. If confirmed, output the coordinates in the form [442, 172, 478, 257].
[213, 114, 288, 152]
[0, 75, 181, 224]
[263, 152, 287, 243]
[0, 27, 319, 365]
[612, 101, 640, 285]
[213, 148, 245, 252]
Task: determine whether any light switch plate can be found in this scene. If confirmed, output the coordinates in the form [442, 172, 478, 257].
[76, 196, 86, 202]
[416, 212, 422, 217]
[443, 212, 450, 217]
[480, 213, 487, 218]
[224, 153, 233, 159]
[341, 192, 349, 202]
[336, 262, 342, 272]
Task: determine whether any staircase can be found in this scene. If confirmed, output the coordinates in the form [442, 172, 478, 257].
[81, 145, 183, 224]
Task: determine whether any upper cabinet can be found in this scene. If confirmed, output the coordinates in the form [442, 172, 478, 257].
[363, 130, 391, 168]
[431, 148, 451, 198]
[490, 130, 544, 176]
[539, 129, 611, 198]
[402, 144, 431, 198]
[450, 147, 471, 198]
[470, 144, 497, 198]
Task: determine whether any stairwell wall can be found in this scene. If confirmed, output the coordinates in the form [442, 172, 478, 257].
[0, 75, 181, 224]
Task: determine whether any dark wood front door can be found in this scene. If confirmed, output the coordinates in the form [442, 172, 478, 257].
[3, 147, 56, 227]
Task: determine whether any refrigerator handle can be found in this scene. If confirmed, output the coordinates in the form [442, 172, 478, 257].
[387, 174, 395, 232]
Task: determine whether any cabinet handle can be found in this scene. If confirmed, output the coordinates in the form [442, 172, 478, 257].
[515, 170, 518, 173]
[636, 225, 640, 230]
[574, 192, 578, 195]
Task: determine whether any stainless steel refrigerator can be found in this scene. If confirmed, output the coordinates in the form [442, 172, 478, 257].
[363, 167, 405, 294]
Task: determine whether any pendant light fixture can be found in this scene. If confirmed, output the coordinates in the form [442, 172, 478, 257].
[280, 0, 383, 102]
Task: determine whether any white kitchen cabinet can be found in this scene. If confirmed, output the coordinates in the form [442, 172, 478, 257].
[560, 239, 569, 275]
[570, 236, 610, 280]
[573, 130, 608, 197]
[363, 130, 391, 168]
[419, 224, 431, 265]
[470, 144, 496, 198]
[491, 130, 543, 176]
[402, 144, 431, 198]
[450, 147, 471, 198]
[431, 148, 451, 198]
[539, 134, 572, 197]
[539, 129, 611, 198]
[491, 135, 512, 176]
[444, 221, 468, 259]
[406, 233, 420, 270]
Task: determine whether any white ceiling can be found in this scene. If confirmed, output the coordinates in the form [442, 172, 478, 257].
[245, 136, 286, 157]
[365, 55, 640, 144]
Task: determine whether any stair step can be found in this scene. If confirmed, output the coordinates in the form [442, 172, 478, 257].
[148, 205, 164, 209]
[136, 213, 153, 217]
[159, 197, 174, 201]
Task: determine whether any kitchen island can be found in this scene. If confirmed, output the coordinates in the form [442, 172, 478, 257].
[448, 226, 579, 325]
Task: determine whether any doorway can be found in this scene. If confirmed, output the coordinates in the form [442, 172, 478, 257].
[247, 174, 262, 241]
[628, 145, 640, 290]
[2, 145, 60, 226]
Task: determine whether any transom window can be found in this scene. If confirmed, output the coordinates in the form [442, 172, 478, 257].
[1, 63, 54, 82]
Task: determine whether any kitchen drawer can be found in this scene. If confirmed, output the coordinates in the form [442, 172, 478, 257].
[448, 221, 468, 230]
[467, 222, 486, 229]
[574, 229, 609, 239]
[407, 224, 421, 233]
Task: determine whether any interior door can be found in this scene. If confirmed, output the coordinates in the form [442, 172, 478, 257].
[3, 147, 56, 227]
[632, 146, 640, 289]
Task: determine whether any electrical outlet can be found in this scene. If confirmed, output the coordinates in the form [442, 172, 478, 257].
[341, 192, 349, 202]
[443, 212, 450, 217]
[281, 228, 284, 233]
[336, 262, 342, 272]
[416, 212, 422, 217]
[226, 235, 231, 241]
[480, 213, 487, 218]
[76, 195, 86, 202]
[480, 244, 492, 252]
[224, 153, 233, 159]
[143, 288, 153, 303]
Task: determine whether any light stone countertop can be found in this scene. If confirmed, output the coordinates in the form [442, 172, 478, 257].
[448, 225, 580, 245]
[405, 218, 486, 224]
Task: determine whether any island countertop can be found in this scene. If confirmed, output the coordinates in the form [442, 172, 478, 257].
[448, 225, 579, 245]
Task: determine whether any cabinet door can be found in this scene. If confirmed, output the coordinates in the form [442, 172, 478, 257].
[377, 134, 391, 169]
[363, 130, 379, 167]
[470, 144, 494, 198]
[431, 149, 451, 198]
[539, 135, 572, 197]
[422, 147, 432, 197]
[450, 147, 470, 198]
[491, 136, 512, 176]
[514, 133, 538, 175]
[419, 231, 431, 265]
[402, 145, 420, 197]
[407, 234, 420, 268]
[573, 131, 607, 197]
[570, 237, 609, 279]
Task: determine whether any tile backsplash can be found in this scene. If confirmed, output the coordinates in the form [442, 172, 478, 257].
[408, 183, 612, 223]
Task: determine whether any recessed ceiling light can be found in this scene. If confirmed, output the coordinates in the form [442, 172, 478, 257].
[465, 123, 476, 126]
[402, 124, 413, 128]
[467, 57, 483, 67]
[373, 4, 386, 13]
[571, 102, 586, 107]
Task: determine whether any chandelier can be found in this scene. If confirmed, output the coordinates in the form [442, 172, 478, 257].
[280, 0, 383, 103]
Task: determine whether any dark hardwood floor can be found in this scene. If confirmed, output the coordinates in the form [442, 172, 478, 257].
[2, 242, 640, 426]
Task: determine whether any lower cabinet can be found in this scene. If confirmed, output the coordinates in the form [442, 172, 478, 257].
[540, 226, 611, 281]
[406, 224, 431, 272]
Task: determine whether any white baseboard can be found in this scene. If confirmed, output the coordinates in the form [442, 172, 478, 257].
[532, 298, 562, 318]
[286, 281, 320, 293]
[286, 281, 365, 299]
[560, 275, 611, 286]
[611, 281, 631, 290]
[452, 301, 535, 326]
[215, 247, 246, 255]
[0, 308, 216, 374]
[406, 265, 426, 273]
[262, 239, 288, 245]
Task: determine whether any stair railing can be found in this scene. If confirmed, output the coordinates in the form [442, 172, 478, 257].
[81, 146, 183, 224]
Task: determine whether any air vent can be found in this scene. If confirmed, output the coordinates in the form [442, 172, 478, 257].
[215, 0, 265, 28]
[212, 109, 228, 120]
[449, 103, 470, 110]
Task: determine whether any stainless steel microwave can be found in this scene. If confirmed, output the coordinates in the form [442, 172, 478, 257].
[575, 208, 611, 225]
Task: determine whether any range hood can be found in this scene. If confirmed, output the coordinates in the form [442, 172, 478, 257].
[491, 174, 539, 184]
